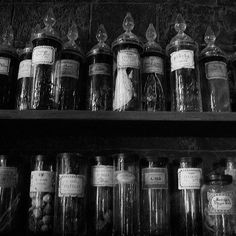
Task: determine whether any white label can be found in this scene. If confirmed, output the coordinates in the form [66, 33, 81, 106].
[18, 59, 32, 79]
[117, 49, 140, 69]
[225, 169, 236, 181]
[30, 171, 55, 193]
[205, 61, 227, 80]
[89, 63, 111, 76]
[92, 165, 114, 187]
[170, 50, 195, 72]
[142, 56, 163, 74]
[0, 57, 10, 75]
[208, 192, 236, 215]
[178, 168, 202, 189]
[0, 167, 17, 188]
[142, 168, 168, 189]
[60, 59, 80, 79]
[32, 46, 55, 65]
[115, 171, 135, 184]
[59, 174, 85, 197]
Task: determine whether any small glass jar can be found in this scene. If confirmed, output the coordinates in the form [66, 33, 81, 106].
[224, 157, 236, 184]
[113, 152, 140, 236]
[16, 45, 33, 110]
[28, 154, 55, 235]
[140, 156, 170, 236]
[89, 155, 113, 236]
[171, 157, 203, 236]
[201, 174, 236, 236]
[54, 153, 87, 236]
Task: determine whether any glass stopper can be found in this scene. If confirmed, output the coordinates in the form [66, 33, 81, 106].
[2, 25, 14, 46]
[174, 14, 186, 33]
[67, 21, 78, 43]
[204, 26, 216, 45]
[146, 23, 157, 43]
[96, 24, 108, 44]
[43, 7, 56, 32]
[123, 12, 134, 33]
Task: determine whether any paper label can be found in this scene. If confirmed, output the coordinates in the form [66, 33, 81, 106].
[0, 57, 10, 75]
[92, 165, 114, 187]
[0, 167, 17, 188]
[115, 171, 135, 184]
[142, 168, 168, 189]
[32, 46, 55, 65]
[117, 49, 140, 69]
[205, 61, 227, 80]
[18, 59, 32, 79]
[89, 63, 111, 76]
[59, 174, 85, 197]
[178, 168, 202, 189]
[208, 191, 236, 215]
[30, 171, 55, 193]
[142, 56, 164, 74]
[170, 50, 195, 72]
[225, 169, 236, 181]
[60, 59, 80, 79]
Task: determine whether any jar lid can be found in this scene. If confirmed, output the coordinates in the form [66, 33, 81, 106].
[206, 174, 232, 184]
[112, 12, 143, 51]
[20, 45, 32, 56]
[91, 155, 113, 165]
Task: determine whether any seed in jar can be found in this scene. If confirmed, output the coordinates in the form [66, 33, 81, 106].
[35, 198, 43, 208]
[33, 208, 42, 219]
[31, 198, 36, 207]
[43, 203, 53, 215]
[42, 215, 52, 224]
[43, 193, 52, 203]
[30, 192, 36, 198]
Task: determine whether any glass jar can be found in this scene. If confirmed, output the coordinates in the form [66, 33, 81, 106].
[142, 24, 166, 111]
[201, 174, 236, 236]
[54, 153, 87, 236]
[171, 157, 202, 236]
[140, 156, 170, 236]
[31, 9, 62, 109]
[28, 154, 55, 235]
[87, 25, 113, 111]
[166, 14, 202, 112]
[199, 26, 230, 112]
[224, 157, 236, 184]
[0, 155, 20, 235]
[16, 46, 33, 110]
[112, 13, 143, 111]
[113, 152, 140, 236]
[89, 155, 113, 236]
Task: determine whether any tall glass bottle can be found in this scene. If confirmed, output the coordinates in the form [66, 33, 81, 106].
[113, 153, 140, 236]
[31, 8, 62, 109]
[142, 24, 166, 111]
[166, 14, 202, 112]
[199, 26, 230, 112]
[140, 156, 170, 236]
[89, 155, 113, 236]
[171, 157, 202, 236]
[28, 155, 55, 236]
[112, 13, 143, 111]
[58, 22, 84, 110]
[54, 153, 87, 236]
[87, 24, 113, 111]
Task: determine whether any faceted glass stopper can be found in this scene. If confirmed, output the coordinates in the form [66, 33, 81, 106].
[96, 24, 107, 44]
[146, 23, 157, 42]
[2, 25, 14, 46]
[175, 14, 186, 33]
[67, 21, 78, 42]
[123, 12, 134, 33]
[43, 7, 56, 33]
[204, 26, 216, 45]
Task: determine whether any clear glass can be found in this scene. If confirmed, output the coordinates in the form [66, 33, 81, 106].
[141, 157, 170, 236]
[54, 153, 87, 236]
[28, 154, 55, 235]
[113, 153, 140, 236]
[201, 176, 236, 236]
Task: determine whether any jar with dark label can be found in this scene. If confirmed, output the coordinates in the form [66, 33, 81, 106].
[112, 13, 143, 111]
[16, 45, 33, 110]
[57, 22, 84, 110]
[141, 156, 170, 236]
[28, 155, 55, 236]
[201, 174, 236, 236]
[30, 8, 62, 109]
[113, 152, 140, 236]
[166, 14, 202, 112]
[54, 153, 87, 236]
[87, 24, 113, 111]
[171, 157, 202, 236]
[142, 24, 166, 111]
[89, 155, 113, 236]
[199, 26, 230, 112]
